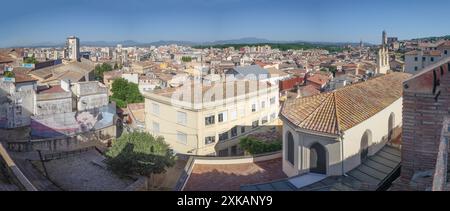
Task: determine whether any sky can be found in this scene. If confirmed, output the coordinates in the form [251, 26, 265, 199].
[1, 0, 450, 47]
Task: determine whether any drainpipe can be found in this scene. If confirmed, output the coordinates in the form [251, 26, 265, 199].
[339, 130, 348, 177]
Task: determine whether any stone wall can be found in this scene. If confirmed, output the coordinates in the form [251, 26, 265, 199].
[400, 62, 450, 190]
[7, 125, 116, 152]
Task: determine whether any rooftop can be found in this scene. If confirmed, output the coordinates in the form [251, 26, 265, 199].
[281, 72, 411, 135]
[147, 80, 274, 104]
[183, 158, 286, 191]
[241, 145, 401, 191]
[37, 85, 66, 94]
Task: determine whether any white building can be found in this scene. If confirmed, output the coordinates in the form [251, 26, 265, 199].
[144, 80, 280, 156]
[66, 36, 80, 61]
[280, 72, 410, 177]
[404, 41, 450, 74]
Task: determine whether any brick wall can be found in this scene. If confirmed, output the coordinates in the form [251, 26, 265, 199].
[400, 63, 450, 190]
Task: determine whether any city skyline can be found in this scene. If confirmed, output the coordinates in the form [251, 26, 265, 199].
[2, 0, 450, 48]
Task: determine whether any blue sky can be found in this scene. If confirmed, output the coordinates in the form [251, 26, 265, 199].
[1, 0, 450, 47]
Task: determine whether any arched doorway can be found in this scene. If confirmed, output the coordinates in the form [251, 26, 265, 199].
[286, 132, 295, 166]
[310, 143, 326, 174]
[388, 113, 395, 142]
[360, 130, 372, 161]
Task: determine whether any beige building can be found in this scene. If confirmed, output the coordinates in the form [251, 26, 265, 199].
[144, 80, 280, 156]
[280, 72, 411, 177]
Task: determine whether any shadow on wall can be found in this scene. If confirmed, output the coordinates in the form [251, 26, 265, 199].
[183, 158, 286, 191]
[326, 130, 401, 177]
[0, 80, 35, 131]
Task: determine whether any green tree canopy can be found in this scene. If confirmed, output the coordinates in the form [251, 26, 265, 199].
[329, 66, 337, 74]
[110, 78, 144, 108]
[239, 136, 282, 155]
[105, 132, 176, 176]
[23, 56, 38, 64]
[94, 63, 113, 81]
[3, 71, 15, 78]
[181, 56, 192, 62]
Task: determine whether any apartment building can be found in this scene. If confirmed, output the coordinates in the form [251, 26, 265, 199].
[144, 80, 280, 156]
[404, 41, 450, 74]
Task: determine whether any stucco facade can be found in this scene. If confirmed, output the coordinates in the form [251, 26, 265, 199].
[144, 81, 279, 156]
[282, 97, 403, 177]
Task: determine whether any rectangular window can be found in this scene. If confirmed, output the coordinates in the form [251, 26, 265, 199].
[177, 131, 187, 145]
[177, 111, 187, 125]
[262, 116, 268, 124]
[241, 126, 245, 134]
[270, 97, 276, 105]
[445, 50, 448, 55]
[261, 101, 266, 109]
[431, 57, 435, 62]
[414, 57, 418, 61]
[205, 115, 215, 126]
[205, 136, 216, 145]
[229, 109, 237, 120]
[422, 57, 426, 62]
[152, 122, 160, 135]
[219, 132, 229, 141]
[414, 66, 418, 71]
[231, 126, 238, 137]
[152, 103, 160, 116]
[252, 120, 259, 128]
[218, 111, 227, 123]
[252, 104, 256, 112]
[270, 113, 277, 121]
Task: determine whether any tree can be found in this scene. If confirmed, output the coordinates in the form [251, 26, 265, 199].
[181, 56, 192, 62]
[110, 78, 144, 108]
[3, 71, 15, 78]
[329, 66, 337, 74]
[239, 136, 282, 155]
[114, 63, 119, 69]
[94, 63, 113, 81]
[23, 56, 38, 64]
[105, 132, 176, 176]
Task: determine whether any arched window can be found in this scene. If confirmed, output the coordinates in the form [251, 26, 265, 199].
[286, 132, 295, 165]
[388, 113, 395, 141]
[310, 143, 327, 175]
[360, 130, 372, 162]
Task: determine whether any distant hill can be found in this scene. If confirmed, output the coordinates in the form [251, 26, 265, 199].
[6, 37, 372, 48]
[412, 35, 450, 42]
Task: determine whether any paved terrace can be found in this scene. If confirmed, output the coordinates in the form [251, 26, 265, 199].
[183, 157, 286, 191]
[241, 145, 401, 191]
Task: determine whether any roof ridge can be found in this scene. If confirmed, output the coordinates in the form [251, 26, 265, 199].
[332, 92, 341, 135]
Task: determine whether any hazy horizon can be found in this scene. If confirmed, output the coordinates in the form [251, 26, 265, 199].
[2, 0, 450, 48]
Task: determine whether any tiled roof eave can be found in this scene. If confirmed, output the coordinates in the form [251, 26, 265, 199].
[280, 115, 341, 139]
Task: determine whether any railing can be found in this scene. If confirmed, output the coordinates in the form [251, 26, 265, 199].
[432, 117, 450, 191]
[43, 146, 100, 161]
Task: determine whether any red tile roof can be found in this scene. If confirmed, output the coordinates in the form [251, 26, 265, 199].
[281, 72, 412, 135]
[307, 74, 330, 86]
[38, 85, 66, 94]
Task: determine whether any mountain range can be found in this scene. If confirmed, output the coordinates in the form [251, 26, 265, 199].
[10, 37, 373, 48]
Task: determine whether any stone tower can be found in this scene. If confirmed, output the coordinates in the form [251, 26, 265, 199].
[376, 30, 390, 74]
